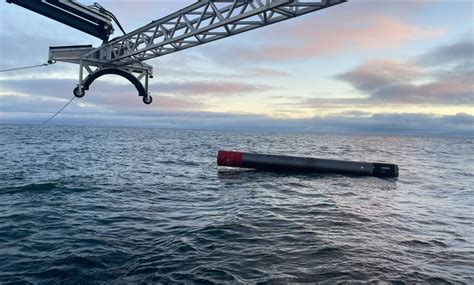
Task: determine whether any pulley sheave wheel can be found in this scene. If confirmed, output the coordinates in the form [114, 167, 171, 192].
[143, 95, 152, 105]
[73, 86, 85, 98]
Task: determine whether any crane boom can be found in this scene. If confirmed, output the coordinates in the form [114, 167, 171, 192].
[84, 0, 346, 66]
[7, 0, 347, 105]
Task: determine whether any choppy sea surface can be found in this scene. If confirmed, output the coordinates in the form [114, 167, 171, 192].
[0, 124, 473, 284]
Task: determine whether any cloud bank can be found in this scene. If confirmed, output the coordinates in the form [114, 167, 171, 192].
[1, 108, 472, 136]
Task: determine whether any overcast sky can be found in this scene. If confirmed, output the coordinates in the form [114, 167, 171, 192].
[0, 0, 473, 135]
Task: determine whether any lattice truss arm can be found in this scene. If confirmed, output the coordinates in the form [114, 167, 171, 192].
[42, 0, 346, 104]
[85, 0, 346, 66]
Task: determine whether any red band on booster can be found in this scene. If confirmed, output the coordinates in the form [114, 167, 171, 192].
[217, 150, 243, 167]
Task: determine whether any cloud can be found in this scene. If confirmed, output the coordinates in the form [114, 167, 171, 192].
[0, 34, 69, 69]
[260, 16, 442, 61]
[206, 3, 444, 64]
[246, 68, 289, 77]
[1, 108, 472, 136]
[0, 78, 204, 112]
[336, 61, 473, 105]
[0, 76, 273, 100]
[337, 59, 425, 91]
[420, 38, 474, 83]
[421, 38, 474, 66]
[0, 79, 78, 100]
[312, 112, 474, 135]
[0, 75, 276, 114]
[322, 37, 474, 106]
[153, 81, 273, 96]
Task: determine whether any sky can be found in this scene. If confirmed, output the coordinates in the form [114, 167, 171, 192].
[0, 0, 473, 135]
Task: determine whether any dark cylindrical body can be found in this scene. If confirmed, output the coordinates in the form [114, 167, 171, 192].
[6, 0, 112, 41]
[217, 150, 398, 178]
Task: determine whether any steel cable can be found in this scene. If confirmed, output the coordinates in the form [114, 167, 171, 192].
[41, 97, 76, 126]
[0, 63, 49, 73]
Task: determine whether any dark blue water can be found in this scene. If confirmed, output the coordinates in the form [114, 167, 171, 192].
[0, 125, 473, 283]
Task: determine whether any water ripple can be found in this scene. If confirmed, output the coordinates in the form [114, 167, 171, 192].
[0, 126, 473, 283]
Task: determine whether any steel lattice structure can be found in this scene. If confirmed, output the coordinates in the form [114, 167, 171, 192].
[8, 0, 347, 104]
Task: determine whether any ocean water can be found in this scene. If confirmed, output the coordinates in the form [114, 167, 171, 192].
[0, 124, 473, 284]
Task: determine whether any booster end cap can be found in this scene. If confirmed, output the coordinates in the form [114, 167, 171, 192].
[372, 163, 399, 178]
[217, 150, 243, 167]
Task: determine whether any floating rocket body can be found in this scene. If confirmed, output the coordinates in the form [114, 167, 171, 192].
[217, 150, 398, 178]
